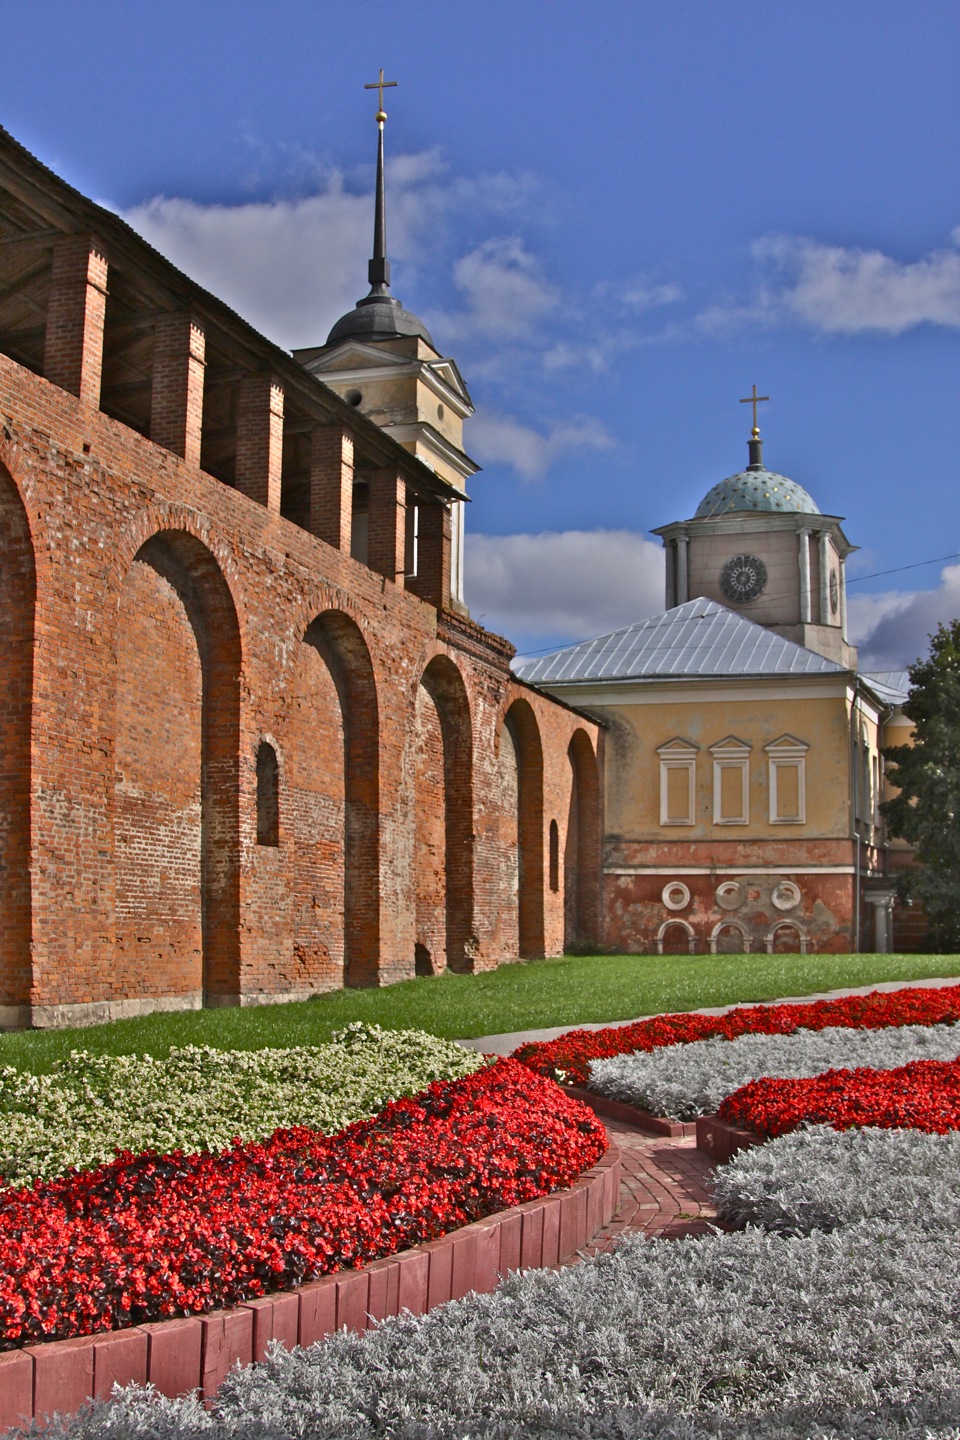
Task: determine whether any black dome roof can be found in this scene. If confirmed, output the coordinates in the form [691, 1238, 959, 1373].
[326, 292, 434, 347]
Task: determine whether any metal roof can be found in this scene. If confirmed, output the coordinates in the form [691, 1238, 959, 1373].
[695, 468, 820, 518]
[514, 598, 848, 686]
[861, 670, 911, 706]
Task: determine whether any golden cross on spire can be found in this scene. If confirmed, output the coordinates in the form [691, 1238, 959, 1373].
[739, 383, 770, 437]
[365, 68, 397, 123]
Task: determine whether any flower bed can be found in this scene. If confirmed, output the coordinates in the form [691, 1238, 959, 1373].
[586, 1019, 960, 1120]
[0, 1058, 605, 1350]
[57, 1210, 960, 1439]
[0, 1024, 483, 1188]
[511, 983, 960, 1086]
[718, 1056, 960, 1138]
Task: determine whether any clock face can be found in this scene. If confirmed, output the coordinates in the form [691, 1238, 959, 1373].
[720, 554, 768, 603]
[830, 570, 839, 616]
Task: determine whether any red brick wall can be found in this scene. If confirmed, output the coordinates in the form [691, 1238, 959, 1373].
[0, 355, 603, 1026]
[603, 841, 857, 955]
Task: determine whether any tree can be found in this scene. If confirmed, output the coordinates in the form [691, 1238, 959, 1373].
[882, 618, 960, 950]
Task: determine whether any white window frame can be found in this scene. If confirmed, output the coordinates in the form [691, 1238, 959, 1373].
[765, 735, 809, 825]
[709, 736, 751, 825]
[657, 738, 698, 826]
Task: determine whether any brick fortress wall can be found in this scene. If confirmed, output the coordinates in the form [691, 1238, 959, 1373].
[0, 357, 602, 1028]
[0, 133, 602, 1028]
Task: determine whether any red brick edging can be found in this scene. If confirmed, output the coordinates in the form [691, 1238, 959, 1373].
[695, 1115, 765, 1163]
[0, 1148, 621, 1434]
[560, 1084, 696, 1138]
[557, 1086, 763, 1164]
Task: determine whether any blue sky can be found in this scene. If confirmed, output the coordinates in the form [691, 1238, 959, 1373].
[5, 1, 960, 666]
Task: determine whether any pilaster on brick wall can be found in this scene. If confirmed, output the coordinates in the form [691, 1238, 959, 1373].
[150, 314, 206, 466]
[410, 500, 451, 610]
[309, 425, 354, 552]
[368, 468, 407, 589]
[236, 374, 284, 512]
[43, 235, 109, 407]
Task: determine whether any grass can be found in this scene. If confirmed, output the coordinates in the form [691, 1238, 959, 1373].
[0, 951, 956, 1075]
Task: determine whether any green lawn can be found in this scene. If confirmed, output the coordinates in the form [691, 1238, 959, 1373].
[0, 951, 956, 1074]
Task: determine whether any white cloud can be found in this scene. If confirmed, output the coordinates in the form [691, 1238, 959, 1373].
[757, 231, 960, 334]
[849, 563, 960, 671]
[469, 412, 614, 480]
[621, 279, 684, 311]
[442, 237, 558, 341]
[122, 151, 539, 352]
[464, 529, 665, 652]
[693, 227, 960, 338]
[125, 188, 369, 351]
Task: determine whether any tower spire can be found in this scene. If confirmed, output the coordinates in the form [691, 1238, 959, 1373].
[739, 384, 769, 469]
[364, 69, 397, 298]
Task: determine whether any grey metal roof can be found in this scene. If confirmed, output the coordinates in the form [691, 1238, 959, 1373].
[861, 670, 911, 706]
[514, 598, 848, 686]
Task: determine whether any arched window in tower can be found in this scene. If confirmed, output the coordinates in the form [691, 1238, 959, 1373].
[256, 741, 280, 847]
[549, 819, 560, 893]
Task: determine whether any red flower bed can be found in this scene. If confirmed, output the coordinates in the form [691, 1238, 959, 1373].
[718, 1056, 960, 1138]
[512, 984, 960, 1086]
[0, 1059, 605, 1350]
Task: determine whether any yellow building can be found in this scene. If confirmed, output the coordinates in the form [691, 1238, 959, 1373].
[518, 417, 909, 954]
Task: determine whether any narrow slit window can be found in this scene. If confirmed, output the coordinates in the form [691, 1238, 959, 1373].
[256, 741, 280, 847]
[549, 819, 560, 892]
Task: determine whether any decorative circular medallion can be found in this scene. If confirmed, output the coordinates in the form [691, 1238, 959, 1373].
[662, 881, 691, 911]
[716, 880, 745, 911]
[720, 554, 768, 603]
[829, 570, 839, 616]
[772, 880, 801, 912]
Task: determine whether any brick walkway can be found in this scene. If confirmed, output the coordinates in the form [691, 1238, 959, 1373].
[556, 1117, 721, 1269]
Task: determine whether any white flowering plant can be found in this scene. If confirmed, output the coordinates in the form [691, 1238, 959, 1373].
[0, 1025, 483, 1188]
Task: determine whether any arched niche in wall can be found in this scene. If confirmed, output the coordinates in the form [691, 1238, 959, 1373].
[0, 461, 35, 1016]
[113, 529, 241, 1006]
[414, 655, 474, 974]
[290, 610, 380, 990]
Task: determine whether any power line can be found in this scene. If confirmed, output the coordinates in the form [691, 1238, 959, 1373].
[846, 552, 960, 585]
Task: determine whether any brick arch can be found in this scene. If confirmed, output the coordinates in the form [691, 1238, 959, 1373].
[657, 919, 696, 955]
[767, 921, 807, 955]
[710, 920, 750, 955]
[290, 609, 380, 989]
[110, 501, 248, 638]
[0, 461, 35, 1018]
[114, 529, 241, 1006]
[565, 728, 601, 951]
[501, 697, 545, 959]
[414, 654, 474, 975]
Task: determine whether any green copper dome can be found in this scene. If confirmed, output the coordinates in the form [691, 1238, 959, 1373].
[696, 467, 820, 518]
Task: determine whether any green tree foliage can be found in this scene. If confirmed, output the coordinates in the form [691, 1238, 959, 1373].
[882, 619, 960, 949]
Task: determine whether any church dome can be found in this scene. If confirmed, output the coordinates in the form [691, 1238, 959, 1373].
[327, 292, 434, 347]
[695, 467, 820, 518]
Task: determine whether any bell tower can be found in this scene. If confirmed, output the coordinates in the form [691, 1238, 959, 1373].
[653, 392, 858, 667]
[293, 72, 477, 610]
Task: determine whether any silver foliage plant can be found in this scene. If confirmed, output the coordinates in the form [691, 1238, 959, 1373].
[712, 1123, 960, 1236]
[586, 1019, 960, 1120]
[28, 1127, 960, 1439]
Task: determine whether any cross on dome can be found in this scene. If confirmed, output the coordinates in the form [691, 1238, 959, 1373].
[739, 384, 770, 439]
